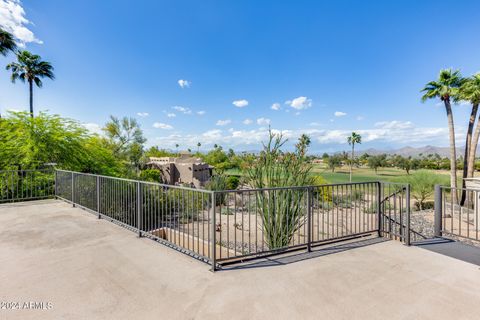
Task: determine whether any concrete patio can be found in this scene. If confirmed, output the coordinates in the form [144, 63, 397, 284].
[1, 200, 480, 320]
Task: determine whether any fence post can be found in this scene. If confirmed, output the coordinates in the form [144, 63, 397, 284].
[54, 170, 58, 199]
[377, 182, 382, 237]
[307, 187, 312, 252]
[96, 176, 101, 219]
[405, 184, 411, 246]
[71, 172, 75, 207]
[434, 184, 442, 237]
[137, 181, 142, 237]
[210, 192, 217, 272]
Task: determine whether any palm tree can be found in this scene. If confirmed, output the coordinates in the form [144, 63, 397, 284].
[197, 142, 201, 153]
[296, 134, 311, 157]
[422, 69, 463, 204]
[456, 74, 480, 204]
[0, 29, 17, 56]
[463, 74, 480, 179]
[347, 132, 362, 182]
[6, 51, 55, 118]
[175, 143, 179, 154]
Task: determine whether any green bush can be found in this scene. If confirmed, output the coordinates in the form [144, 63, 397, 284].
[139, 169, 161, 182]
[225, 175, 240, 190]
[205, 175, 228, 205]
[414, 200, 434, 211]
[396, 170, 449, 210]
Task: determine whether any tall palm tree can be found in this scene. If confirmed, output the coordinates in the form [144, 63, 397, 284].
[175, 143, 179, 154]
[0, 29, 17, 56]
[422, 69, 462, 204]
[347, 132, 362, 182]
[0, 29, 17, 119]
[197, 142, 201, 153]
[296, 134, 311, 157]
[6, 51, 55, 118]
[463, 74, 480, 179]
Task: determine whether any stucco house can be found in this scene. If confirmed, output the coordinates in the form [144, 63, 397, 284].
[146, 153, 213, 188]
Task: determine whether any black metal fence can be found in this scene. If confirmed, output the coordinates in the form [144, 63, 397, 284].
[1, 169, 413, 270]
[435, 185, 480, 242]
[0, 169, 55, 203]
[55, 170, 215, 262]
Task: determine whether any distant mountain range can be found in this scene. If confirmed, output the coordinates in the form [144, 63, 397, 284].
[354, 145, 477, 158]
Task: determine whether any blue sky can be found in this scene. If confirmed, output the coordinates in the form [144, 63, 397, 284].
[1, 0, 480, 153]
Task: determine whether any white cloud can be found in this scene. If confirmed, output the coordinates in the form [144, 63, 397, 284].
[374, 120, 414, 130]
[177, 79, 190, 88]
[243, 118, 253, 125]
[233, 99, 249, 108]
[271, 103, 281, 111]
[197, 110, 206, 115]
[257, 117, 271, 126]
[172, 106, 192, 114]
[153, 122, 173, 130]
[167, 113, 176, 118]
[285, 96, 312, 110]
[203, 129, 223, 140]
[0, 0, 42, 46]
[6, 107, 22, 112]
[309, 122, 320, 126]
[136, 112, 149, 117]
[356, 116, 364, 121]
[83, 123, 103, 135]
[151, 121, 452, 150]
[334, 111, 347, 117]
[216, 119, 231, 126]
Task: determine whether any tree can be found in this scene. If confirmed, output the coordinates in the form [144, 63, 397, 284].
[197, 142, 201, 153]
[368, 155, 386, 174]
[395, 156, 413, 174]
[0, 29, 16, 56]
[398, 171, 449, 210]
[0, 111, 120, 174]
[422, 69, 463, 204]
[347, 132, 361, 182]
[103, 116, 146, 176]
[296, 134, 311, 158]
[202, 147, 230, 171]
[175, 143, 179, 153]
[454, 74, 480, 204]
[327, 154, 342, 172]
[463, 74, 480, 180]
[6, 51, 55, 118]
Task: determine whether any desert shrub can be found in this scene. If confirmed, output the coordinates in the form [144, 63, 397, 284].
[246, 130, 314, 249]
[414, 200, 434, 211]
[225, 175, 240, 190]
[312, 175, 332, 202]
[396, 170, 449, 210]
[205, 174, 228, 205]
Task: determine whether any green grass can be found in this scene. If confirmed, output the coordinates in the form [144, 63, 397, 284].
[225, 164, 453, 184]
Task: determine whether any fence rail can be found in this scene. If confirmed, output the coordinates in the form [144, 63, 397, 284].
[1, 169, 412, 270]
[436, 185, 480, 242]
[55, 169, 215, 263]
[0, 169, 54, 203]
